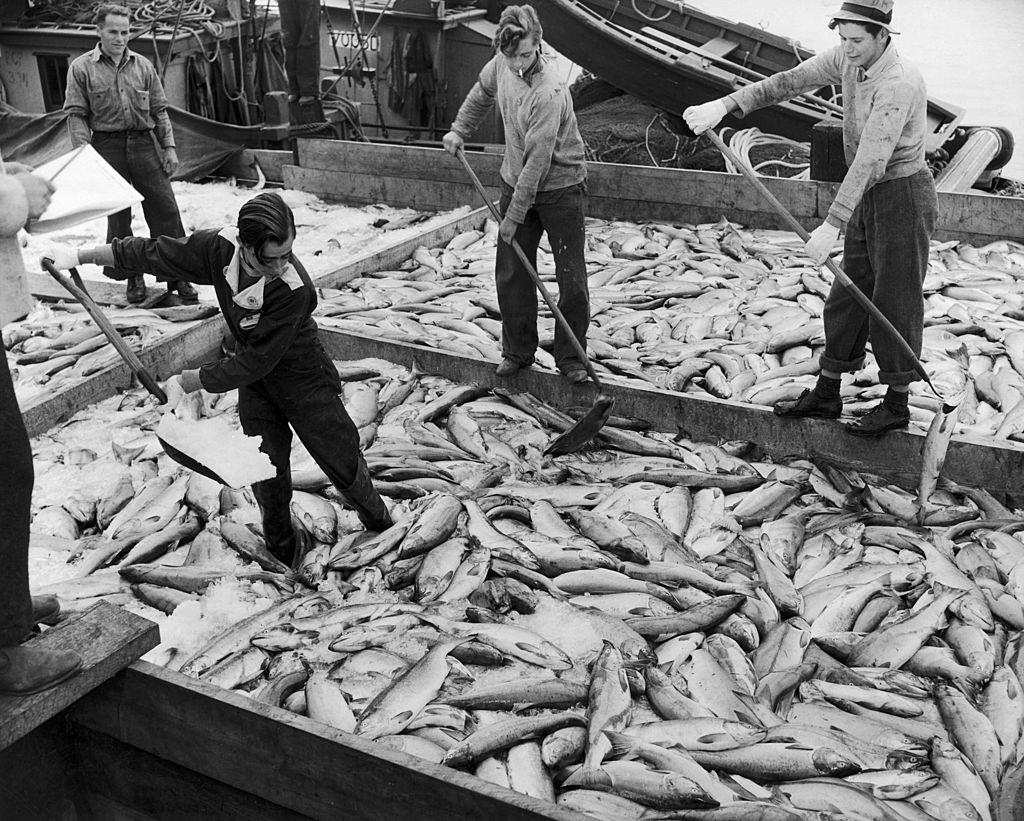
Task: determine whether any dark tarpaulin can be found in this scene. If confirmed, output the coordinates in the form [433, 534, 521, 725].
[0, 103, 251, 181]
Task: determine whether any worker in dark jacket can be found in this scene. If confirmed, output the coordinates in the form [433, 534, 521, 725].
[45, 193, 392, 563]
[64, 4, 197, 306]
[442, 4, 590, 385]
[684, 0, 936, 436]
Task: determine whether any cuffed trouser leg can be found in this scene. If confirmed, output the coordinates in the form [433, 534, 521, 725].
[534, 183, 590, 372]
[0, 356, 33, 646]
[238, 383, 296, 562]
[819, 169, 937, 385]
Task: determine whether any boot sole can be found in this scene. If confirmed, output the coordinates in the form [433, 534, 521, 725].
[773, 408, 841, 420]
[845, 420, 909, 437]
[0, 658, 83, 696]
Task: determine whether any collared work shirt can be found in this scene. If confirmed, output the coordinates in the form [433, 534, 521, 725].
[111, 228, 321, 393]
[451, 52, 586, 224]
[63, 45, 175, 150]
[729, 42, 928, 226]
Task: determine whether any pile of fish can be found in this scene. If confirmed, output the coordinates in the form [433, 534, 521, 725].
[29, 358, 1024, 821]
[314, 217, 1024, 442]
[4, 300, 216, 406]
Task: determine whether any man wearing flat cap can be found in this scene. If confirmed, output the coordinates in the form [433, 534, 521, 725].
[684, 0, 937, 436]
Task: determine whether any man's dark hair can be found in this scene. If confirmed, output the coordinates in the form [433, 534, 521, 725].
[238, 192, 296, 256]
[494, 5, 543, 55]
[94, 4, 131, 26]
[829, 19, 886, 38]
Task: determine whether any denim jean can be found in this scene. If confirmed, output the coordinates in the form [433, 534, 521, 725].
[820, 168, 937, 385]
[496, 181, 590, 372]
[0, 354, 33, 646]
[238, 352, 363, 558]
[93, 130, 185, 281]
[279, 0, 322, 98]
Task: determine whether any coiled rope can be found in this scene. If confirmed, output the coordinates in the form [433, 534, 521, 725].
[719, 126, 810, 180]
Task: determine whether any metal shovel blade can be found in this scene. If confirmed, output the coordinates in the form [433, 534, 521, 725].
[543, 394, 615, 456]
[156, 435, 230, 486]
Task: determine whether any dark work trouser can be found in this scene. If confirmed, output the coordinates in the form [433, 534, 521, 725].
[819, 168, 937, 385]
[92, 131, 185, 281]
[496, 181, 590, 372]
[279, 0, 322, 98]
[0, 354, 33, 646]
[237, 356, 362, 557]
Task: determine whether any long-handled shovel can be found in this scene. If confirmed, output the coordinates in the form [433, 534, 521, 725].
[41, 258, 232, 485]
[455, 148, 613, 455]
[705, 129, 944, 398]
[706, 130, 966, 505]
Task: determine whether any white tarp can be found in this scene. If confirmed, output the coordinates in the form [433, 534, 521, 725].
[26, 144, 143, 234]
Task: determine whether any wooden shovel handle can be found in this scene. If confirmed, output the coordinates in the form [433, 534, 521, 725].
[41, 258, 168, 404]
[455, 148, 603, 388]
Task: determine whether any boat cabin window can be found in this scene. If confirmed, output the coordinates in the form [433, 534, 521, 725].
[36, 53, 69, 113]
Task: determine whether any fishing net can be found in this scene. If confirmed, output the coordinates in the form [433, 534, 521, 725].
[572, 76, 810, 177]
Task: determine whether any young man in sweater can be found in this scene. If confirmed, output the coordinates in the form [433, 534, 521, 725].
[443, 4, 591, 385]
[685, 0, 937, 435]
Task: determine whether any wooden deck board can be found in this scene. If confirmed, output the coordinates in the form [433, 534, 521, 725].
[316, 326, 1024, 500]
[68, 663, 585, 821]
[21, 318, 226, 438]
[313, 207, 490, 290]
[0, 602, 159, 751]
[25, 273, 172, 308]
[292, 139, 1024, 244]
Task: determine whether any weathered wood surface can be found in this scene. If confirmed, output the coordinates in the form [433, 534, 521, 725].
[0, 720, 80, 821]
[0, 602, 158, 751]
[293, 139, 1024, 244]
[314, 207, 490, 290]
[283, 166, 500, 215]
[65, 722, 311, 821]
[21, 318, 226, 438]
[26, 272, 171, 308]
[317, 326, 1024, 500]
[68, 663, 585, 821]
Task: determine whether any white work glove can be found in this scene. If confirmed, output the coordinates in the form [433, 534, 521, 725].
[41, 245, 80, 271]
[683, 99, 728, 135]
[442, 131, 464, 156]
[162, 374, 187, 412]
[805, 222, 841, 265]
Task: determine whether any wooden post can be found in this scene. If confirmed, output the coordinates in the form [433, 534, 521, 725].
[810, 119, 847, 183]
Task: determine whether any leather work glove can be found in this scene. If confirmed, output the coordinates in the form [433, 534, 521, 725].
[683, 99, 728, 135]
[805, 222, 841, 265]
[441, 131, 464, 156]
[41, 245, 80, 271]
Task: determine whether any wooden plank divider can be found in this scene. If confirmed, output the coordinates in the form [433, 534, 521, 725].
[316, 326, 1024, 500]
[293, 138, 1024, 244]
[21, 318, 226, 438]
[68, 663, 584, 821]
[0, 602, 158, 751]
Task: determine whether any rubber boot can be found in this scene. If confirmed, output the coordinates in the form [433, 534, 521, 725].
[171, 281, 199, 304]
[341, 460, 393, 532]
[31, 595, 61, 625]
[0, 646, 82, 696]
[126, 275, 146, 304]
